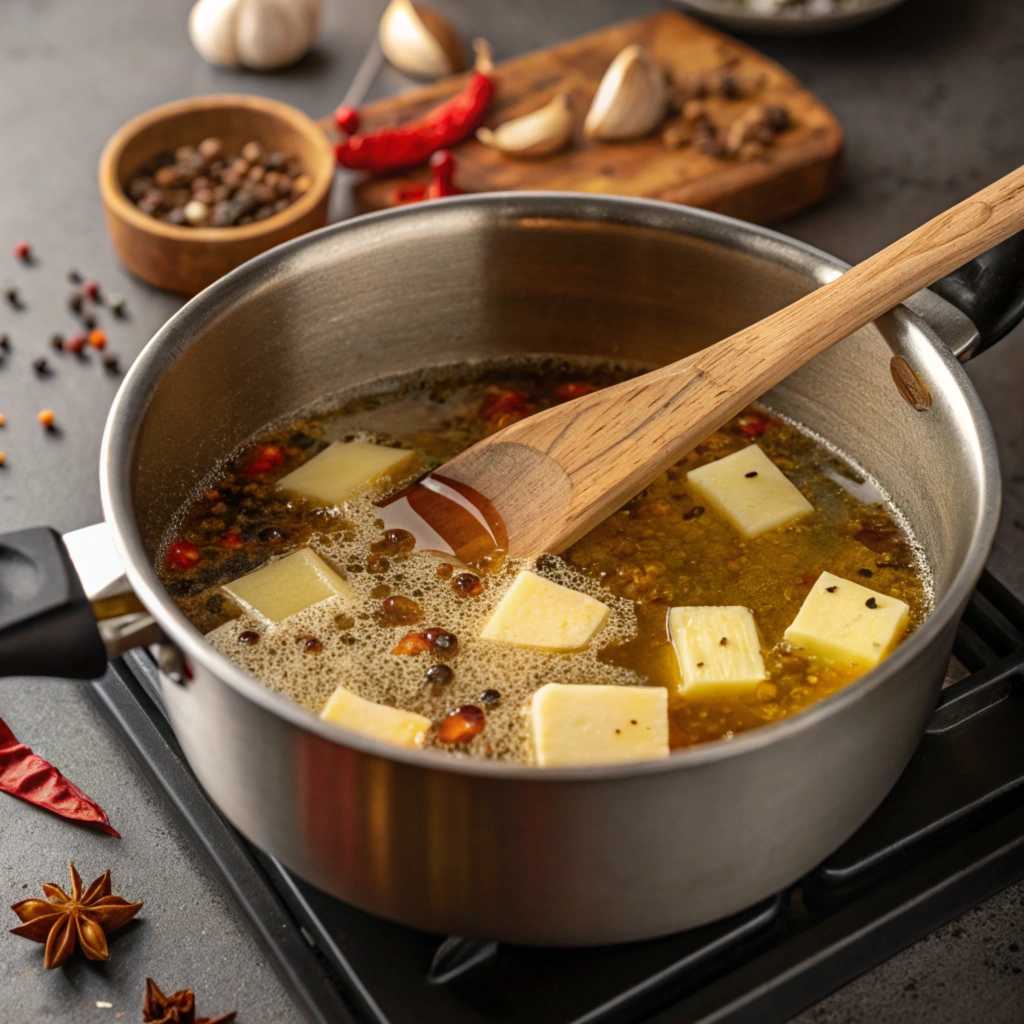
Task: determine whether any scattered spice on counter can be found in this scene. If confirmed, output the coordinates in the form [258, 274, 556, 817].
[67, 268, 83, 284]
[32, 357, 49, 375]
[5, 286, 22, 308]
[66, 332, 86, 355]
[334, 38, 494, 174]
[51, 333, 64, 351]
[0, 451, 5, 467]
[126, 136, 311, 228]
[9, 862, 142, 970]
[13, 241, 32, 262]
[82, 278, 101, 302]
[0, 332, 8, 351]
[0, 412, 5, 425]
[0, 717, 120, 835]
[37, 408, 55, 428]
[102, 353, 120, 374]
[108, 294, 127, 318]
[142, 977, 237, 1024]
[88, 328, 107, 350]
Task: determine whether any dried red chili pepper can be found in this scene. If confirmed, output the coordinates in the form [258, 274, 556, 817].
[393, 150, 462, 205]
[217, 531, 244, 550]
[335, 40, 494, 174]
[243, 444, 286, 478]
[477, 388, 534, 428]
[553, 382, 598, 402]
[737, 413, 769, 438]
[0, 718, 119, 836]
[166, 540, 201, 570]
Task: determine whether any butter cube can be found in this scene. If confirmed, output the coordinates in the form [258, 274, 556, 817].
[277, 440, 416, 507]
[530, 683, 669, 767]
[784, 571, 910, 671]
[320, 686, 431, 748]
[668, 605, 767, 698]
[223, 548, 353, 623]
[480, 570, 609, 651]
[687, 444, 813, 538]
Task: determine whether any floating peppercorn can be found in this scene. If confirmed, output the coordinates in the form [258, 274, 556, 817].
[298, 635, 323, 654]
[479, 689, 501, 707]
[258, 526, 287, 542]
[423, 627, 457, 652]
[88, 329, 107, 350]
[858, 568, 874, 578]
[13, 241, 31, 262]
[32, 358, 49, 375]
[166, 540, 201, 570]
[238, 630, 260, 644]
[392, 627, 457, 656]
[426, 664, 453, 686]
[50, 334, 64, 351]
[452, 572, 483, 597]
[376, 594, 423, 626]
[37, 408, 55, 428]
[438, 705, 485, 745]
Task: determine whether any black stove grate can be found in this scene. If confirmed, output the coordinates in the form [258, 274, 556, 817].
[91, 570, 1024, 1024]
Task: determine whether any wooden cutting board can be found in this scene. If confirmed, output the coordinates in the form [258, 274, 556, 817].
[338, 11, 843, 224]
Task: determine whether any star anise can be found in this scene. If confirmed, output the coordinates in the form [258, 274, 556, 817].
[142, 978, 237, 1024]
[9, 861, 143, 969]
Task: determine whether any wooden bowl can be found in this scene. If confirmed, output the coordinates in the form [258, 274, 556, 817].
[99, 94, 334, 296]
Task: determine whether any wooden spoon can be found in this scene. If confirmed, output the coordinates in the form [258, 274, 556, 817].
[389, 166, 1024, 560]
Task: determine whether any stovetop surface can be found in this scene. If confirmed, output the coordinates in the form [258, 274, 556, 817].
[91, 569, 1024, 1024]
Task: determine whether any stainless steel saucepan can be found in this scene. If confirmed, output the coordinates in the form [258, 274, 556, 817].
[2, 194, 1023, 945]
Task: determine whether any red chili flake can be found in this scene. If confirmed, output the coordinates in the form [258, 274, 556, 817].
[737, 413, 768, 438]
[477, 388, 535, 427]
[218, 531, 244, 550]
[336, 40, 494, 175]
[243, 444, 286, 477]
[553, 382, 598, 402]
[166, 540, 201, 570]
[0, 716, 119, 836]
[438, 705, 485, 745]
[82, 279, 101, 301]
[13, 241, 31, 261]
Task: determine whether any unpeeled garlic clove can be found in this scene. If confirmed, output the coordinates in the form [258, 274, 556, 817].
[477, 93, 574, 158]
[583, 43, 668, 142]
[379, 0, 465, 80]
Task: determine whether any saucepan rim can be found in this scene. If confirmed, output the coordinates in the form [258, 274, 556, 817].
[100, 191, 1000, 781]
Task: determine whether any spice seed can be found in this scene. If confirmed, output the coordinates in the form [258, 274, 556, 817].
[426, 664, 453, 686]
[858, 568, 873, 578]
[0, 333, 8, 351]
[720, 636, 729, 645]
[13, 241, 31, 262]
[826, 585, 838, 593]
[238, 630, 260, 644]
[479, 688, 501, 707]
[865, 597, 878, 609]
[745, 471, 758, 478]
[32, 357, 49, 374]
[67, 269, 83, 284]
[5, 287, 21, 307]
[102, 354, 120, 373]
[51, 333, 64, 351]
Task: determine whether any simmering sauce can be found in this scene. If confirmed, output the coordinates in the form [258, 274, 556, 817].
[160, 359, 930, 762]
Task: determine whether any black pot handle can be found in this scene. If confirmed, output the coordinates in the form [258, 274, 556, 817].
[931, 228, 1024, 356]
[0, 527, 107, 679]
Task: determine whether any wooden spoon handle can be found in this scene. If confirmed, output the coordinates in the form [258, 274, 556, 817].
[443, 165, 1024, 557]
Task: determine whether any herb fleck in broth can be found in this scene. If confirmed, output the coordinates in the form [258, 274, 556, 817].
[159, 359, 931, 762]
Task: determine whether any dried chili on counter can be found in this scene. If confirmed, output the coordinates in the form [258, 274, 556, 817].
[393, 150, 462, 205]
[0, 717, 119, 836]
[334, 39, 494, 174]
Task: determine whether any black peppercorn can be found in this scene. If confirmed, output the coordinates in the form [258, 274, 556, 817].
[865, 597, 878, 609]
[258, 526, 287, 542]
[426, 664, 453, 686]
[745, 471, 758, 478]
[50, 334, 64, 351]
[479, 689, 501, 707]
[67, 269, 83, 284]
[32, 357, 49, 374]
[239, 630, 260, 644]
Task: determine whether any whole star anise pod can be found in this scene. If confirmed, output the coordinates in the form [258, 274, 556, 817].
[9, 861, 143, 969]
[142, 978, 237, 1024]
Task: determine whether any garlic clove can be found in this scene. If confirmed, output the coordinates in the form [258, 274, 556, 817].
[477, 93, 574, 158]
[583, 43, 668, 142]
[188, 0, 241, 67]
[235, 0, 318, 70]
[379, 0, 465, 80]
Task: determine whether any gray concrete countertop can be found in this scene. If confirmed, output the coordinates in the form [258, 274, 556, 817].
[1, 0, 1022, 1021]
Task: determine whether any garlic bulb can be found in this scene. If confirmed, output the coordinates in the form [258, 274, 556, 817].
[477, 93, 574, 158]
[583, 44, 668, 142]
[379, 0, 465, 80]
[188, 0, 320, 71]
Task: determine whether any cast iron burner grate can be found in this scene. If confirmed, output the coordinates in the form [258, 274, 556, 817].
[90, 570, 1024, 1024]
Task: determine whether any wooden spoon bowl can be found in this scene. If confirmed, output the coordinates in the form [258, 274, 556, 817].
[99, 94, 335, 296]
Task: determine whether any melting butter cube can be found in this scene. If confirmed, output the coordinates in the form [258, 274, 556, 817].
[277, 440, 416, 506]
[686, 444, 813, 538]
[223, 548, 353, 623]
[784, 571, 910, 671]
[669, 606, 767, 698]
[480, 570, 609, 651]
[530, 683, 669, 766]
[320, 686, 431, 748]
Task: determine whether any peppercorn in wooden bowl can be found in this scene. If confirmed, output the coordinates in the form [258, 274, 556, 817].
[99, 94, 334, 296]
